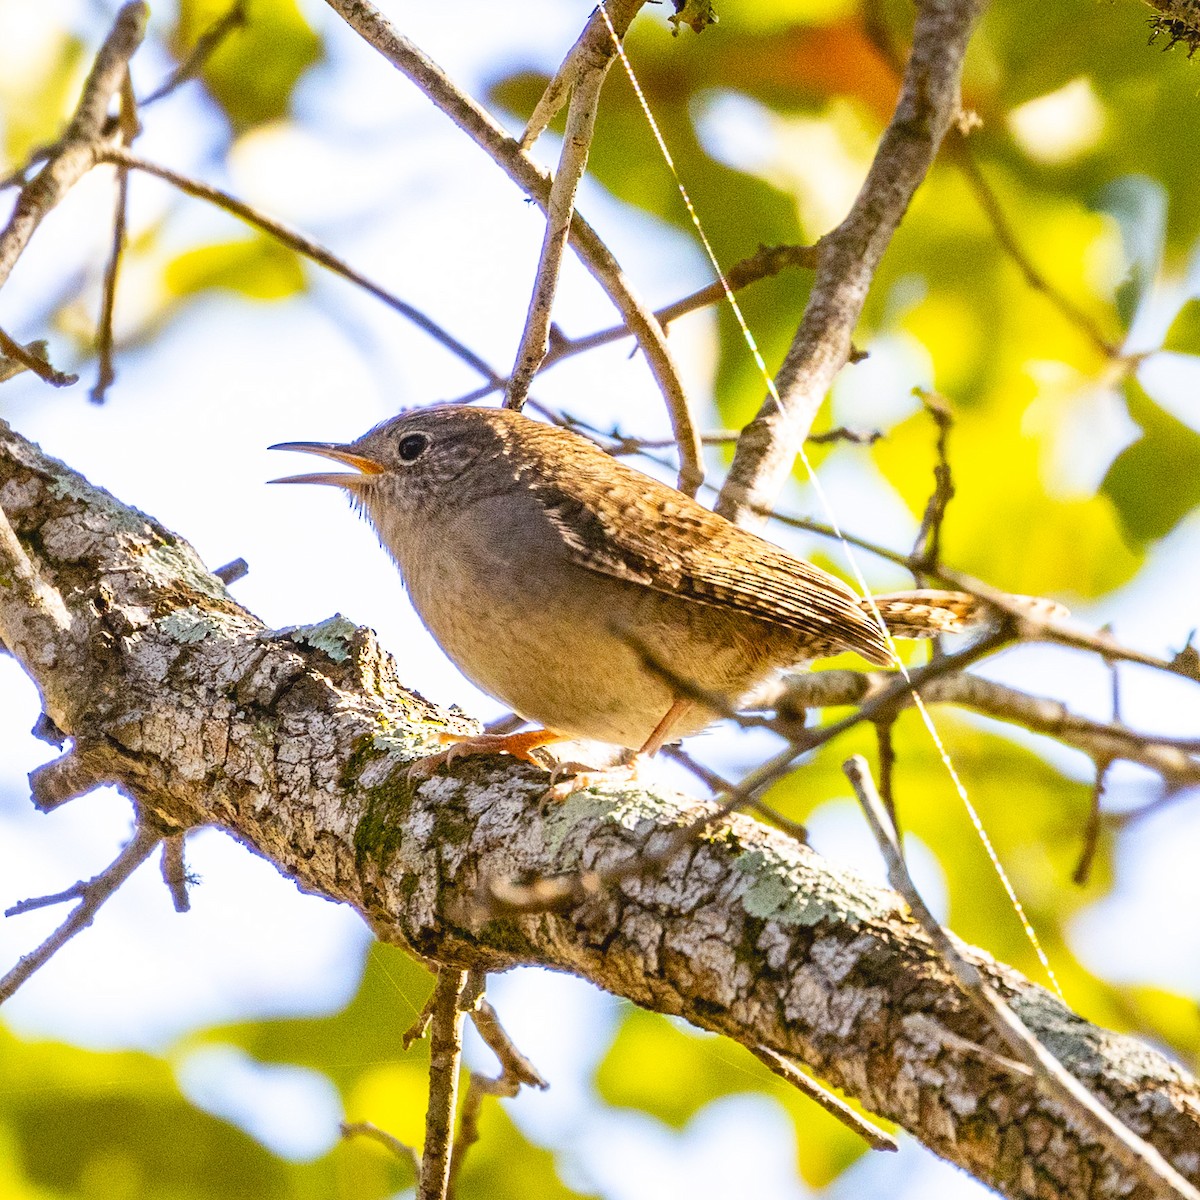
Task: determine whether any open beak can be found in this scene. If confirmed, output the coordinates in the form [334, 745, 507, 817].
[268, 442, 387, 488]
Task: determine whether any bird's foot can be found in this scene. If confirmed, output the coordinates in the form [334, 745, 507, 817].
[406, 728, 564, 781]
[539, 754, 643, 808]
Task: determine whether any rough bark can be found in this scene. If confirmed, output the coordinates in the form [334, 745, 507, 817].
[1, 419, 1198, 1200]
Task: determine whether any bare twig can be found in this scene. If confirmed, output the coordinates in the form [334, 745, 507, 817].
[418, 966, 468, 1200]
[874, 718, 900, 835]
[468, 994, 548, 1091]
[160, 834, 191, 912]
[717, 0, 984, 525]
[508, 1, 652, 406]
[0, 2, 149, 292]
[141, 0, 248, 107]
[5, 883, 86, 917]
[752, 1046, 898, 1152]
[91, 68, 137, 405]
[321, 0, 703, 495]
[213, 558, 249, 585]
[0, 329, 77, 387]
[861, 0, 1121, 361]
[844, 755, 1200, 1200]
[445, 975, 548, 1196]
[1074, 643, 1123, 885]
[402, 987, 438, 1050]
[950, 142, 1120, 359]
[0, 824, 161, 1003]
[910, 390, 955, 577]
[772, 668, 1200, 788]
[100, 147, 501, 384]
[520, 0, 646, 148]
[455, 242, 820, 407]
[506, 66, 606, 408]
[340, 1120, 421, 1176]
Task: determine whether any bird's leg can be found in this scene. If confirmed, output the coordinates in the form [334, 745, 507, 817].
[407, 727, 567, 779]
[638, 698, 694, 757]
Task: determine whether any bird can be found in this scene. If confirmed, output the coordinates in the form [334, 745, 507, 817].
[270, 404, 1058, 772]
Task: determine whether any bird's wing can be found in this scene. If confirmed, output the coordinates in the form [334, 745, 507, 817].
[520, 436, 890, 664]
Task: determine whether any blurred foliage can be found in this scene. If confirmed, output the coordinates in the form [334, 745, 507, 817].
[163, 237, 306, 301]
[2, 0, 1200, 1196]
[170, 0, 322, 132]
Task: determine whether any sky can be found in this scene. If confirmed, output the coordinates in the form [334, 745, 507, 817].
[1, 2, 1198, 1197]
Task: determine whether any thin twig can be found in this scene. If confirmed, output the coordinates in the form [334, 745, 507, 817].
[772, 668, 1200, 789]
[456, 242, 820, 406]
[751, 1046, 898, 1152]
[100, 148, 502, 384]
[444, 975, 548, 1196]
[0, 825, 161, 1003]
[91, 68, 137, 404]
[0, 328, 78, 387]
[141, 0, 248, 107]
[340, 1120, 421, 1177]
[506, 66, 606, 408]
[213, 557, 249, 585]
[520, 0, 646, 148]
[0, 2, 149, 292]
[874, 718, 899, 837]
[468, 995, 548, 1090]
[453, 243, 820, 408]
[5, 883, 86, 917]
[1074, 641, 1124, 885]
[910, 390, 955, 577]
[843, 754, 1200, 1200]
[508, 1, 650, 407]
[402, 987, 438, 1049]
[861, 0, 1121, 361]
[951, 141, 1120, 359]
[160, 834, 191, 912]
[321, 0, 703, 495]
[717, 0, 985, 525]
[418, 966, 468, 1200]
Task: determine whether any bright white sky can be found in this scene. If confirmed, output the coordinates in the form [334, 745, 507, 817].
[1, 2, 1198, 1197]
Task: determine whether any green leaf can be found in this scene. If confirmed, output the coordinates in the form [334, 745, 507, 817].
[1162, 297, 1200, 356]
[172, 0, 322, 131]
[0, 1027, 294, 1199]
[1102, 377, 1200, 544]
[164, 238, 306, 301]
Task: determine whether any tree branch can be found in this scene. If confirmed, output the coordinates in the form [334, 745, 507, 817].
[0, 824, 161, 1002]
[0, 2, 148, 292]
[1, 418, 1198, 1198]
[320, 0, 704, 495]
[716, 0, 985, 524]
[769, 669, 1200, 788]
[100, 147, 501, 385]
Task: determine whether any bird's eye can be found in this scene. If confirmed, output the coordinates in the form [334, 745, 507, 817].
[397, 432, 428, 463]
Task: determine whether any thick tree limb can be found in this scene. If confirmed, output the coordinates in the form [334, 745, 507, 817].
[716, 0, 985, 525]
[1, 419, 1198, 1199]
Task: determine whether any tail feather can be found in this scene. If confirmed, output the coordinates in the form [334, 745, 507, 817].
[864, 590, 1068, 639]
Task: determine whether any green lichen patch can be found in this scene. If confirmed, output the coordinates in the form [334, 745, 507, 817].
[734, 846, 895, 927]
[343, 733, 419, 868]
[290, 614, 358, 663]
[542, 790, 620, 858]
[157, 605, 245, 644]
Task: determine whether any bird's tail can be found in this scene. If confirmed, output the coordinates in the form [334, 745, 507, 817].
[864, 590, 1068, 639]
